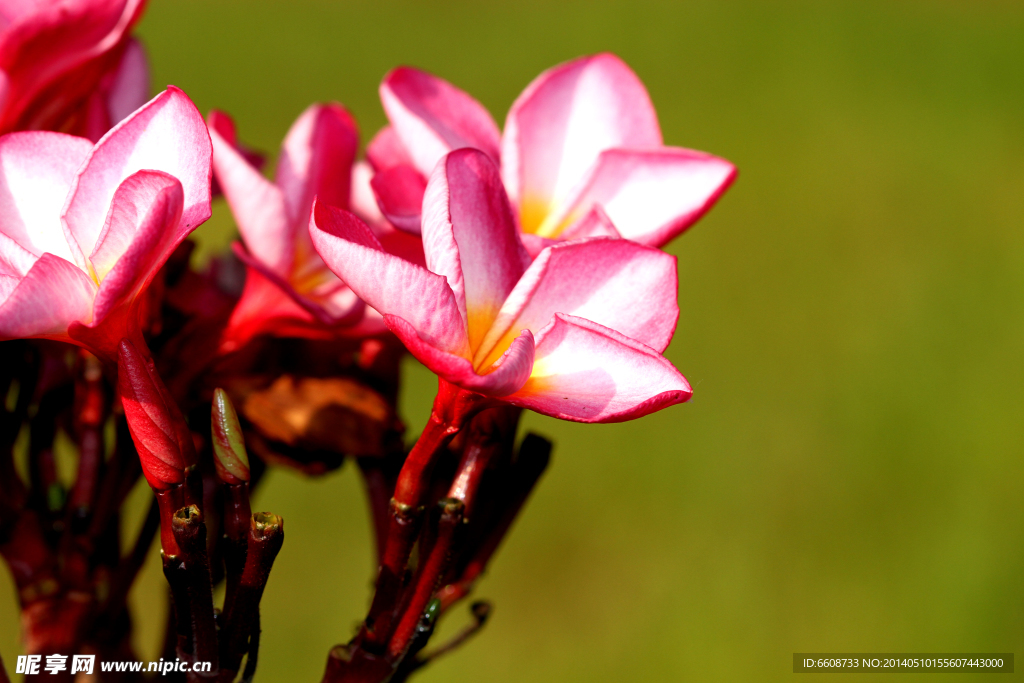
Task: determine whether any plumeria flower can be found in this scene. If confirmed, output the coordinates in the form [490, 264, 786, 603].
[0, 87, 212, 361]
[311, 148, 690, 424]
[210, 105, 422, 352]
[368, 52, 736, 254]
[0, 0, 150, 139]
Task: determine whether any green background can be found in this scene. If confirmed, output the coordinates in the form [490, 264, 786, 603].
[4, 1, 1024, 680]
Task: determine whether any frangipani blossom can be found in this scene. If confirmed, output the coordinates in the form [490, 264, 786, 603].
[0, 87, 212, 360]
[312, 148, 690, 423]
[0, 0, 150, 139]
[210, 105, 422, 352]
[368, 53, 735, 253]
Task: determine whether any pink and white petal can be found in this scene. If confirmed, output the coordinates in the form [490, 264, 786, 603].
[276, 103, 358, 224]
[421, 149, 529, 350]
[62, 86, 211, 259]
[0, 0, 145, 132]
[89, 170, 180, 278]
[475, 237, 678, 368]
[554, 147, 737, 246]
[370, 219, 427, 268]
[0, 274, 19, 302]
[366, 125, 414, 172]
[0, 131, 92, 262]
[505, 313, 690, 423]
[380, 67, 501, 177]
[209, 121, 291, 273]
[519, 233, 557, 260]
[0, 229, 37, 276]
[104, 37, 149, 126]
[501, 53, 662, 231]
[370, 164, 426, 234]
[231, 242, 364, 328]
[558, 204, 621, 241]
[309, 200, 469, 357]
[520, 205, 622, 267]
[91, 170, 183, 323]
[386, 314, 533, 397]
[0, 253, 97, 339]
[350, 160, 386, 226]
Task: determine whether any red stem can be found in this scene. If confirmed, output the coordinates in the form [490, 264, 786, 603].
[387, 499, 463, 660]
[362, 380, 489, 648]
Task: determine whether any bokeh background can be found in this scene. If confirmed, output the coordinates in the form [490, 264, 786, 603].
[4, 0, 1024, 680]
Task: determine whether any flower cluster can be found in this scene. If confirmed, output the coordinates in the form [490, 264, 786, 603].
[0, 4, 734, 682]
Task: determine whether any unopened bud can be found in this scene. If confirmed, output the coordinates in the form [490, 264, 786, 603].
[211, 388, 250, 484]
[117, 339, 187, 490]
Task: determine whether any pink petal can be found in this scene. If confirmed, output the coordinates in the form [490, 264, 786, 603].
[91, 170, 184, 323]
[0, 253, 97, 339]
[0, 229, 36, 277]
[231, 241, 365, 328]
[558, 204, 621, 240]
[0, 0, 146, 132]
[209, 115, 291, 274]
[386, 315, 534, 397]
[0, 131, 93, 263]
[62, 86, 212, 264]
[380, 66, 501, 177]
[370, 164, 426, 234]
[220, 259, 376, 352]
[309, 199, 469, 357]
[505, 313, 690, 423]
[501, 53, 662, 233]
[475, 237, 678, 370]
[276, 102, 358, 223]
[366, 125, 413, 172]
[519, 205, 623, 258]
[350, 159, 385, 225]
[421, 149, 529, 351]
[553, 147, 737, 246]
[103, 37, 149, 126]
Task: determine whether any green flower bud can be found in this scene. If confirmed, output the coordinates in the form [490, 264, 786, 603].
[211, 388, 250, 484]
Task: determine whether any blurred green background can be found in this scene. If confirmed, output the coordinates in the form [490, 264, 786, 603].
[4, 0, 1024, 680]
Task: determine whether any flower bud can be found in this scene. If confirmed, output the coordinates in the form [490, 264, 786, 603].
[117, 339, 187, 490]
[211, 388, 250, 484]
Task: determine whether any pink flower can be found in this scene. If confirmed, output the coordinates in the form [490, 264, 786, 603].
[210, 105, 423, 352]
[368, 53, 736, 253]
[0, 0, 150, 139]
[0, 87, 212, 360]
[311, 148, 690, 423]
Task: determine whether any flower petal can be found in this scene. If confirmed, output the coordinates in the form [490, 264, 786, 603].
[475, 237, 678, 369]
[501, 53, 662, 232]
[370, 164, 426, 234]
[104, 37, 149, 126]
[276, 102, 358, 224]
[62, 86, 211, 264]
[0, 230, 37, 277]
[380, 66, 501, 177]
[421, 149, 529, 352]
[0, 131, 92, 263]
[91, 170, 184, 323]
[551, 147, 737, 246]
[366, 125, 413, 172]
[309, 199, 469, 357]
[0, 0, 146, 132]
[520, 206, 622, 258]
[505, 313, 690, 423]
[0, 253, 97, 339]
[386, 314, 534, 397]
[209, 114, 291, 274]
[231, 241, 364, 328]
